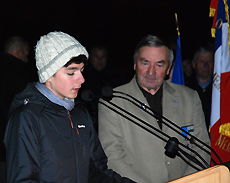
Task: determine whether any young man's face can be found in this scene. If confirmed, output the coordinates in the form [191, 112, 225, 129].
[134, 46, 171, 95]
[45, 63, 85, 99]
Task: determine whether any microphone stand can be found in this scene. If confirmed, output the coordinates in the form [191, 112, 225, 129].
[81, 87, 227, 171]
[111, 90, 223, 164]
[99, 100, 209, 171]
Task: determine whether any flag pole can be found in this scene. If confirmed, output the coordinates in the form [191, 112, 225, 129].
[175, 13, 180, 36]
[171, 13, 184, 85]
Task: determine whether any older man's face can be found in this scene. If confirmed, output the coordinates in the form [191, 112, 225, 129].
[193, 52, 214, 80]
[134, 46, 171, 95]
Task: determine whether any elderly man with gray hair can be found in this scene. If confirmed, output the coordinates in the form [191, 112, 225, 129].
[98, 35, 211, 183]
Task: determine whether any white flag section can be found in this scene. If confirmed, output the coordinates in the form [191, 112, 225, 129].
[211, 22, 230, 128]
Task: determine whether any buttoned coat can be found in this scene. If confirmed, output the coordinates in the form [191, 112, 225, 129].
[98, 76, 211, 183]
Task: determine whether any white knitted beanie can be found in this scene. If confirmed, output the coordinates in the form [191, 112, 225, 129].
[35, 31, 89, 83]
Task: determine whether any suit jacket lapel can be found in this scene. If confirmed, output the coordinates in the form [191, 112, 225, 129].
[127, 76, 163, 131]
[162, 81, 179, 132]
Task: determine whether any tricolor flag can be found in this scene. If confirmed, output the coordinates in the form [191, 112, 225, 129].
[171, 35, 185, 85]
[210, 0, 230, 165]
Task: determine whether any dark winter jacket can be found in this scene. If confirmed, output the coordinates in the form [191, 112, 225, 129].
[0, 52, 30, 162]
[4, 82, 135, 183]
[185, 73, 212, 132]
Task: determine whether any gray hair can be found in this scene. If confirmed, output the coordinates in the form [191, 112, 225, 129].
[193, 47, 214, 63]
[133, 35, 174, 64]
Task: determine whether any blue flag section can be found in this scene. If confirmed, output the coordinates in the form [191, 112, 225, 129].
[171, 35, 184, 85]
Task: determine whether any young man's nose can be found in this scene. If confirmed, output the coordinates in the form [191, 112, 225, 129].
[79, 72, 85, 84]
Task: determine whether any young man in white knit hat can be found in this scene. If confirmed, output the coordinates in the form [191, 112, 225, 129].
[4, 31, 136, 183]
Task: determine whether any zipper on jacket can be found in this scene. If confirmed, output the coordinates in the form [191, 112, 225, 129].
[68, 111, 79, 135]
[68, 111, 79, 180]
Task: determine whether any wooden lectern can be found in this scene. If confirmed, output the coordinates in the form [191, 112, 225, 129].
[168, 165, 230, 183]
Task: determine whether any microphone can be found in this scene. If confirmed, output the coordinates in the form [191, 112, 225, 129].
[81, 90, 94, 102]
[81, 86, 113, 102]
[101, 86, 113, 98]
[165, 137, 207, 169]
[101, 86, 113, 101]
[99, 86, 224, 170]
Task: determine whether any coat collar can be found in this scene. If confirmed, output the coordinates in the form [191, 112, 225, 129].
[126, 75, 179, 131]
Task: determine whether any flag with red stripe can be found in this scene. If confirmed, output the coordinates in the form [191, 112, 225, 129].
[210, 0, 230, 165]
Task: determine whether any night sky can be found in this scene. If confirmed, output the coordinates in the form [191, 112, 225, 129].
[0, 0, 214, 81]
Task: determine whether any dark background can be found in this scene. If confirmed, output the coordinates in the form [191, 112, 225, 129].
[0, 0, 214, 82]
